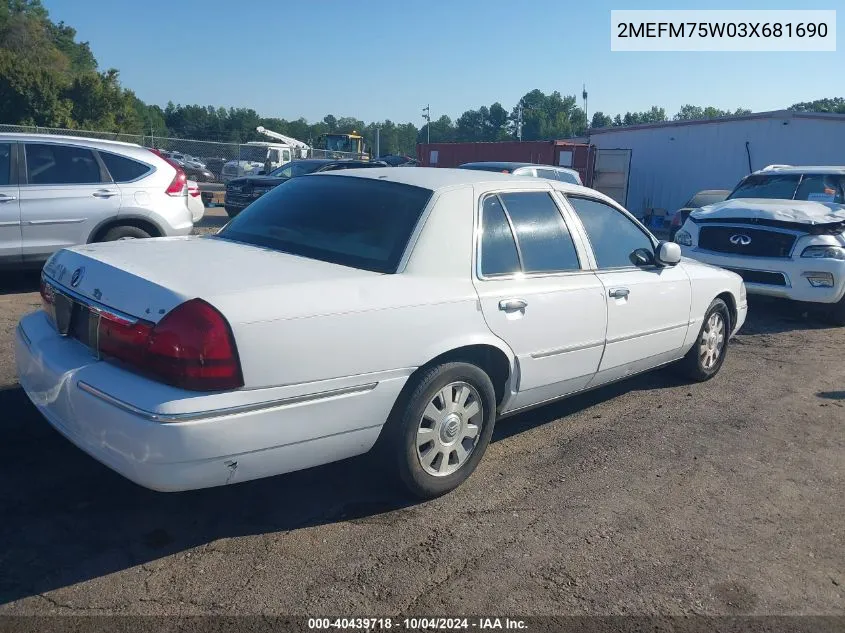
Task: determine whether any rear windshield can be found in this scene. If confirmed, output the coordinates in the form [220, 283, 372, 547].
[217, 175, 433, 273]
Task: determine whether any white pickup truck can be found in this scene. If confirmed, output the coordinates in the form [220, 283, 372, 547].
[220, 142, 293, 182]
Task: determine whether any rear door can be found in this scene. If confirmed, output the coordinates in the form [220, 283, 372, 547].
[0, 142, 21, 262]
[592, 149, 632, 206]
[564, 194, 691, 383]
[472, 189, 607, 410]
[20, 142, 121, 262]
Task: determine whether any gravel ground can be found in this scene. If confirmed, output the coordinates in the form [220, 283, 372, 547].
[0, 236, 842, 618]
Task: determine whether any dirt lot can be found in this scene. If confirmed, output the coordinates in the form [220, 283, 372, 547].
[0, 235, 842, 617]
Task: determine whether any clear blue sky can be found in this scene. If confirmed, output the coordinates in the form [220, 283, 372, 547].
[44, 0, 841, 124]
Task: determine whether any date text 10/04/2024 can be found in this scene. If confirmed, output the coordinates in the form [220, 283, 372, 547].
[307, 617, 528, 630]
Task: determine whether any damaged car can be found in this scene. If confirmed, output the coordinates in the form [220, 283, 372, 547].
[675, 166, 845, 325]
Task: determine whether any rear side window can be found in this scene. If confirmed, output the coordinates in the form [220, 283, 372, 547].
[556, 170, 580, 185]
[0, 143, 11, 186]
[25, 143, 102, 185]
[498, 192, 580, 273]
[100, 152, 151, 183]
[480, 195, 521, 276]
[535, 168, 558, 180]
[218, 176, 432, 273]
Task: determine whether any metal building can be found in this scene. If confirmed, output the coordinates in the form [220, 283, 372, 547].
[586, 110, 845, 218]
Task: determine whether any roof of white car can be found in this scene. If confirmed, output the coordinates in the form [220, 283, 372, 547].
[0, 132, 143, 149]
[754, 165, 845, 175]
[320, 166, 593, 194]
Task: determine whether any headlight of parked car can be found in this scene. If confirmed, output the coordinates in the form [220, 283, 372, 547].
[801, 245, 845, 260]
[674, 230, 693, 246]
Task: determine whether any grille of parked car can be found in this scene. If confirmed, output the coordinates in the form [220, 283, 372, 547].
[698, 226, 796, 258]
[724, 267, 788, 286]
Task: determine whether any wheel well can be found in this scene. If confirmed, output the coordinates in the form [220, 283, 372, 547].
[89, 217, 162, 242]
[716, 291, 737, 330]
[414, 345, 511, 406]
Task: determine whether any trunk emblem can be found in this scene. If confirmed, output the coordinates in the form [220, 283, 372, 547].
[729, 234, 752, 246]
[70, 267, 86, 287]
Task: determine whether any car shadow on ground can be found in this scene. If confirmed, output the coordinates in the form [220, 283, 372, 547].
[0, 270, 41, 296]
[739, 296, 839, 335]
[0, 368, 677, 606]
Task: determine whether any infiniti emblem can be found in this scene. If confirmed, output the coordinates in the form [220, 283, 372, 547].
[729, 234, 752, 246]
[70, 267, 85, 288]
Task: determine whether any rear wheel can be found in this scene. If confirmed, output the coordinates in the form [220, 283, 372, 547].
[382, 362, 496, 499]
[678, 298, 730, 381]
[99, 225, 151, 242]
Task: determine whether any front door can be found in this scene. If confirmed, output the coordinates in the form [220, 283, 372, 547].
[564, 194, 692, 384]
[472, 190, 607, 410]
[20, 142, 121, 262]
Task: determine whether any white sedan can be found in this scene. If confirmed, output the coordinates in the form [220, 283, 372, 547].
[15, 168, 747, 498]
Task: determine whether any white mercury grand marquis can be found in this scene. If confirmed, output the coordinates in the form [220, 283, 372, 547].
[16, 168, 747, 498]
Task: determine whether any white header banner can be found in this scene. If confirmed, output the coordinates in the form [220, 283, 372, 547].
[611, 10, 836, 51]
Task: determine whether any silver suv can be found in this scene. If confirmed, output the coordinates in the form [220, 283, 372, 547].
[0, 134, 194, 268]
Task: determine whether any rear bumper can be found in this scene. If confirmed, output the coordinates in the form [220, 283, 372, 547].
[15, 311, 406, 492]
[682, 248, 845, 304]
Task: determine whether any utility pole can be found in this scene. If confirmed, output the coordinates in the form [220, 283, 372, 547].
[517, 101, 524, 142]
[582, 85, 589, 131]
[422, 104, 431, 144]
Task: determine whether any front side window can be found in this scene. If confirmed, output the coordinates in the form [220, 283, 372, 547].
[567, 196, 655, 269]
[217, 175, 432, 273]
[25, 143, 102, 185]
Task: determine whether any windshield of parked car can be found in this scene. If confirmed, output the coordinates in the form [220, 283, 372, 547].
[728, 173, 845, 203]
[239, 145, 268, 163]
[217, 175, 433, 273]
[268, 161, 326, 178]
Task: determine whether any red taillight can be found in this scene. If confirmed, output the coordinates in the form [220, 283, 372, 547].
[98, 299, 243, 391]
[671, 212, 682, 227]
[40, 277, 55, 320]
[188, 186, 201, 198]
[165, 166, 187, 197]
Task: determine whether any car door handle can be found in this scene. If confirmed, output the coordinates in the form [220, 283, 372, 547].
[92, 190, 118, 198]
[0, 194, 17, 202]
[498, 298, 528, 312]
[609, 288, 630, 299]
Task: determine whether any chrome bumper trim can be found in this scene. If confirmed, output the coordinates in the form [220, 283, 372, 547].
[77, 381, 379, 423]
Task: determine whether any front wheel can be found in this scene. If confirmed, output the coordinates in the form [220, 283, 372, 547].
[678, 298, 731, 382]
[383, 362, 496, 499]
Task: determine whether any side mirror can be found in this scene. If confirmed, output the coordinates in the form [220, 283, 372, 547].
[656, 241, 682, 266]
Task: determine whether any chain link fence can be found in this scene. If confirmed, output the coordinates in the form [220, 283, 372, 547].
[0, 124, 370, 183]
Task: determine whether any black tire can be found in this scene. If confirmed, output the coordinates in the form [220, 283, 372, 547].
[825, 295, 845, 326]
[224, 206, 241, 218]
[678, 298, 731, 382]
[382, 362, 497, 499]
[99, 225, 151, 242]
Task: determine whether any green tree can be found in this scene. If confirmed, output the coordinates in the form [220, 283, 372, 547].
[591, 111, 613, 128]
[788, 98, 845, 113]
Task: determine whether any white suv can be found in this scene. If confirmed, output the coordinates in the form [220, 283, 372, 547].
[0, 134, 195, 268]
[675, 166, 845, 324]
